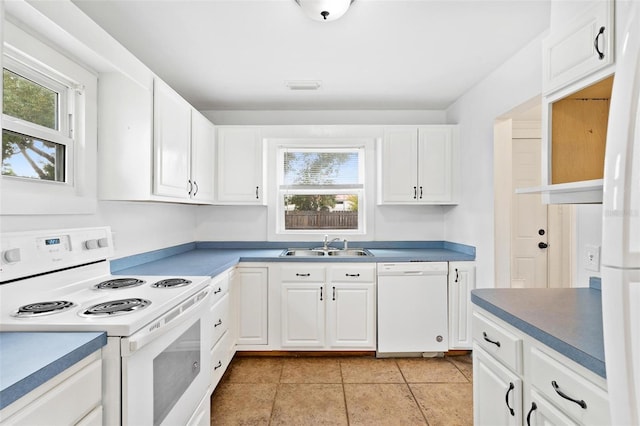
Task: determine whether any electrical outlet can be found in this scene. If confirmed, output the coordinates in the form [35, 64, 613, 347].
[585, 244, 601, 272]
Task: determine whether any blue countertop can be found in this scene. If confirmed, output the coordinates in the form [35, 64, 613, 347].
[471, 287, 605, 378]
[111, 241, 476, 276]
[0, 332, 107, 410]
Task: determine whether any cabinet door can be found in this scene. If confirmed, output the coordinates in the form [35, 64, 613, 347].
[153, 79, 192, 198]
[379, 127, 419, 203]
[327, 283, 375, 348]
[542, 0, 614, 94]
[525, 390, 578, 426]
[448, 262, 476, 349]
[281, 283, 325, 348]
[473, 345, 523, 426]
[417, 126, 456, 203]
[234, 267, 268, 345]
[190, 111, 215, 202]
[216, 127, 264, 204]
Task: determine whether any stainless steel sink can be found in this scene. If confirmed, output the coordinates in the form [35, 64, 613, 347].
[280, 249, 325, 257]
[327, 249, 372, 256]
[280, 248, 372, 257]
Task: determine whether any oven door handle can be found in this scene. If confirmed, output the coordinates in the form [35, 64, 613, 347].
[121, 287, 211, 356]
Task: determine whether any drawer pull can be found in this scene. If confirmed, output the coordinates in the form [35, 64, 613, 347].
[551, 380, 587, 409]
[526, 402, 537, 426]
[505, 382, 515, 416]
[214, 287, 222, 294]
[296, 273, 311, 277]
[345, 273, 360, 277]
[214, 361, 222, 370]
[332, 286, 336, 301]
[594, 26, 605, 60]
[320, 286, 323, 301]
[483, 331, 501, 347]
[214, 319, 222, 327]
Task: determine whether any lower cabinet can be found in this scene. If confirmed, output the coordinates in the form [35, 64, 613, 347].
[448, 261, 475, 349]
[233, 266, 269, 346]
[0, 352, 103, 426]
[472, 307, 609, 426]
[280, 263, 376, 350]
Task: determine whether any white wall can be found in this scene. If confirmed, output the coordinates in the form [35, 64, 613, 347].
[445, 32, 546, 289]
[203, 110, 446, 126]
[1, 202, 197, 259]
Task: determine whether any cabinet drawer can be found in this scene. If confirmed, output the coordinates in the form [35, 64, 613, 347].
[330, 265, 375, 282]
[529, 346, 609, 425]
[211, 331, 231, 389]
[210, 273, 229, 306]
[210, 293, 230, 348]
[472, 312, 522, 373]
[281, 265, 325, 282]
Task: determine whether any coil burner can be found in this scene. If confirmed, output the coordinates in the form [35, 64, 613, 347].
[13, 300, 75, 317]
[151, 278, 192, 289]
[94, 278, 146, 290]
[82, 298, 151, 317]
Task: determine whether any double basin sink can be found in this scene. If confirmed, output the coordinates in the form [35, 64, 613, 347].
[280, 248, 373, 257]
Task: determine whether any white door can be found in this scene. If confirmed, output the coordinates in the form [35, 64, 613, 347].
[235, 267, 268, 345]
[216, 127, 263, 204]
[153, 79, 191, 198]
[327, 283, 375, 348]
[511, 138, 548, 288]
[418, 126, 454, 203]
[380, 127, 419, 203]
[473, 346, 522, 426]
[190, 111, 215, 202]
[281, 283, 325, 348]
[448, 262, 476, 349]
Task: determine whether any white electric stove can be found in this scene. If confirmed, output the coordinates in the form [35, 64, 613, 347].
[0, 227, 213, 425]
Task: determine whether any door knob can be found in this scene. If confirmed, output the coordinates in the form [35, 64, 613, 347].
[538, 242, 548, 249]
[538, 229, 545, 236]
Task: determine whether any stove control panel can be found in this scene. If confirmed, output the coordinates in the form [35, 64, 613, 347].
[0, 227, 114, 282]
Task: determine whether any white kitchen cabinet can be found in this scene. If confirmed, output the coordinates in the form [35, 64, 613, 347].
[542, 0, 614, 95]
[0, 352, 102, 425]
[279, 263, 376, 350]
[474, 345, 523, 426]
[327, 266, 376, 348]
[234, 266, 269, 345]
[98, 73, 216, 203]
[472, 307, 610, 426]
[448, 262, 476, 349]
[153, 78, 192, 198]
[378, 125, 458, 204]
[216, 126, 265, 204]
[190, 110, 216, 202]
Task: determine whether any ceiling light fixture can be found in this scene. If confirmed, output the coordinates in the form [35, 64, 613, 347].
[294, 0, 355, 22]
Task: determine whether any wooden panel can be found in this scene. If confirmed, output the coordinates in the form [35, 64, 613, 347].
[551, 97, 609, 184]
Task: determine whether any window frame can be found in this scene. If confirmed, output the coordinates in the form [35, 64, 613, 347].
[1, 18, 97, 215]
[2, 53, 76, 183]
[267, 138, 376, 241]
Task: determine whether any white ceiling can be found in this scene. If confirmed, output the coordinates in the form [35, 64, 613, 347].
[71, 0, 551, 111]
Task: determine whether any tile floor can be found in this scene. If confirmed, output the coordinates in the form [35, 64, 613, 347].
[210, 354, 473, 425]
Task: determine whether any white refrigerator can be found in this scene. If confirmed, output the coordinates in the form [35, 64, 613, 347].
[601, 3, 640, 425]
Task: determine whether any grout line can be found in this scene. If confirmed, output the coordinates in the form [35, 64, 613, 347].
[397, 359, 431, 426]
[339, 358, 351, 426]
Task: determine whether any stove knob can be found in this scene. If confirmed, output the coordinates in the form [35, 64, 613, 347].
[97, 238, 109, 248]
[84, 239, 99, 250]
[3, 248, 21, 263]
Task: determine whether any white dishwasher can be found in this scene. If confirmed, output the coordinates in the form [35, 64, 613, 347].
[377, 262, 449, 354]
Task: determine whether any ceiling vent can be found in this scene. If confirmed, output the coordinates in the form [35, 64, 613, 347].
[285, 80, 322, 91]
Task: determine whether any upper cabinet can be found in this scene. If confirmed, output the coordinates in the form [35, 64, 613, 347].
[518, 0, 615, 204]
[97, 73, 215, 203]
[542, 0, 614, 95]
[216, 127, 265, 205]
[378, 125, 459, 205]
[153, 79, 192, 198]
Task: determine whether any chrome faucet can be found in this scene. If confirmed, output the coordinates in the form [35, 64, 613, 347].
[323, 235, 341, 250]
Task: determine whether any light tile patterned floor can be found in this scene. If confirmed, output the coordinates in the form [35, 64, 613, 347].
[210, 354, 473, 425]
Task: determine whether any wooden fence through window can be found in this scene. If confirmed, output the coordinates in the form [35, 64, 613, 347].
[285, 211, 358, 229]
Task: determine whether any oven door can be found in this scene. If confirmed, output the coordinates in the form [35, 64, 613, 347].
[121, 289, 212, 426]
